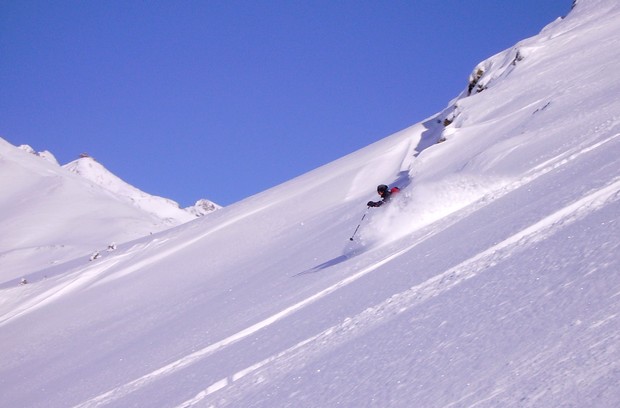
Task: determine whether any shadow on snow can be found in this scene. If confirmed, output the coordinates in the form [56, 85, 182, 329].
[293, 254, 351, 277]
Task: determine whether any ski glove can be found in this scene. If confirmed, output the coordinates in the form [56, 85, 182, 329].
[367, 201, 382, 207]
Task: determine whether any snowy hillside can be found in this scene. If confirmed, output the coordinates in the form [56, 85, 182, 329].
[0, 141, 218, 281]
[1, 1, 619, 407]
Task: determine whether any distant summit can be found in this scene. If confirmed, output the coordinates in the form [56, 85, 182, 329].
[63, 155, 220, 220]
[63, 155, 217, 223]
[186, 198, 221, 217]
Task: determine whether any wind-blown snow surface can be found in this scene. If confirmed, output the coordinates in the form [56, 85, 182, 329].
[2, 1, 620, 407]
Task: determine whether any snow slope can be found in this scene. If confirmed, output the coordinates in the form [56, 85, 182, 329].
[1, 1, 619, 407]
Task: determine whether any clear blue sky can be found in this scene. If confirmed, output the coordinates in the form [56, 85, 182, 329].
[1, 1, 571, 207]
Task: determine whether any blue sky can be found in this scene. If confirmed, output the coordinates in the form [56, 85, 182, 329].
[0, 1, 571, 207]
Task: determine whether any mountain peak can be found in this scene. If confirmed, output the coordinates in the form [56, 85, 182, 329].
[186, 198, 222, 217]
[63, 155, 218, 222]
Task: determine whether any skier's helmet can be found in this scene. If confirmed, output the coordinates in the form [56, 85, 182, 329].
[377, 184, 389, 195]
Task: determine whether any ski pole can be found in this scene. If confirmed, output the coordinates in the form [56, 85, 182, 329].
[349, 207, 370, 241]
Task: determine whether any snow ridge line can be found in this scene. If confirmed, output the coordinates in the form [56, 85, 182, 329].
[177, 176, 620, 407]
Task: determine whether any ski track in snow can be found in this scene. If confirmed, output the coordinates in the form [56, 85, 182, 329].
[73, 243, 414, 408]
[72, 131, 620, 408]
[0, 237, 167, 326]
[0, 258, 121, 325]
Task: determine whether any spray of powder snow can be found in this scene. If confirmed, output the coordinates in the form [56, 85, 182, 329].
[356, 175, 509, 247]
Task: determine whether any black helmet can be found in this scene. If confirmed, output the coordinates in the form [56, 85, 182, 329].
[377, 184, 388, 194]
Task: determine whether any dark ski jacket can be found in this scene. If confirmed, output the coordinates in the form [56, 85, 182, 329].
[367, 187, 400, 207]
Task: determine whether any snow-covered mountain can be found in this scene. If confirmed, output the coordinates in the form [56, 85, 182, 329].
[0, 141, 219, 281]
[1, 1, 619, 407]
[63, 155, 220, 222]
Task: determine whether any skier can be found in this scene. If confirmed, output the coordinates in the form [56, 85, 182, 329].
[367, 184, 399, 207]
[349, 184, 401, 241]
